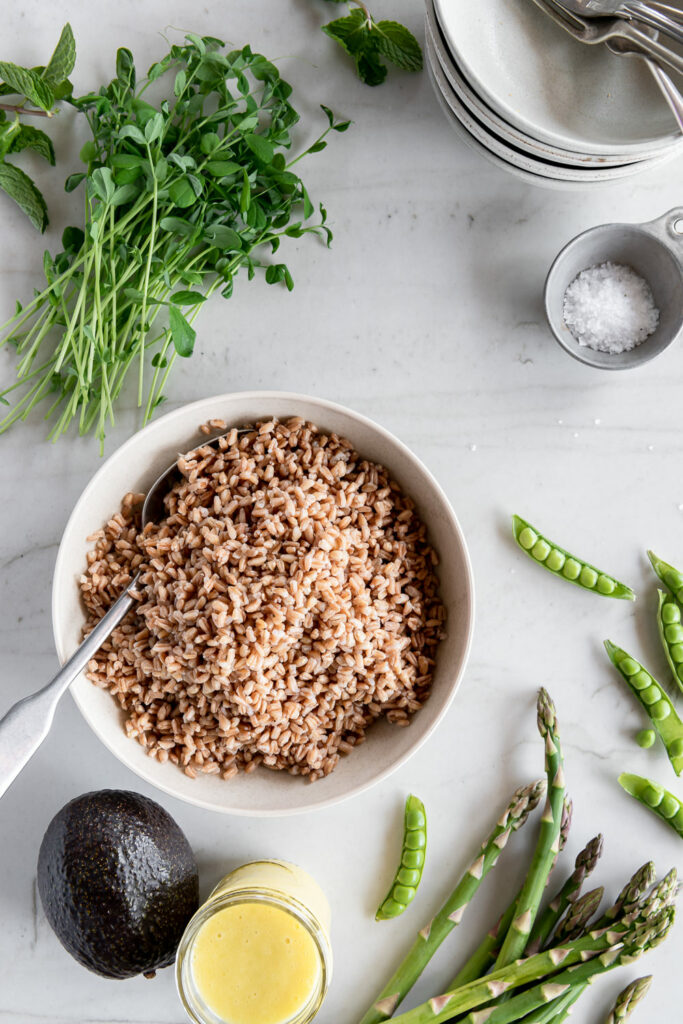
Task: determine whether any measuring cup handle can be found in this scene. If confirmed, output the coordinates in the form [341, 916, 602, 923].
[641, 208, 683, 255]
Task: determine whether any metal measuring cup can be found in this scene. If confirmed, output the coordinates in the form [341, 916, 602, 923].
[544, 207, 683, 369]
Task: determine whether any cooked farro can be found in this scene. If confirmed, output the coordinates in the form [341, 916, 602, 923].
[80, 418, 446, 781]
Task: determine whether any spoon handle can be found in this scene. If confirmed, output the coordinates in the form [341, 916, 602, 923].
[0, 582, 136, 800]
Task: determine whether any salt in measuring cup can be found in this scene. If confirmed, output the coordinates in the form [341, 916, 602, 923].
[544, 207, 683, 370]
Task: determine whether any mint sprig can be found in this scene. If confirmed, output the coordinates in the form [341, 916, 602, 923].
[321, 1, 422, 86]
[0, 23, 75, 231]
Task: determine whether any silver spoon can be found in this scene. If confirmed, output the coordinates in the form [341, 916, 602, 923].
[559, 0, 683, 46]
[0, 427, 244, 800]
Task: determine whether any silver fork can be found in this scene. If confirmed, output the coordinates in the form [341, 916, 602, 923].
[530, 0, 683, 128]
[559, 0, 683, 46]
[528, 0, 683, 75]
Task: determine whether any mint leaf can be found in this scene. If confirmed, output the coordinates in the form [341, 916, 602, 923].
[168, 305, 196, 357]
[0, 161, 48, 231]
[322, 9, 369, 58]
[0, 62, 54, 111]
[375, 21, 423, 72]
[356, 51, 387, 86]
[42, 23, 76, 87]
[9, 125, 55, 164]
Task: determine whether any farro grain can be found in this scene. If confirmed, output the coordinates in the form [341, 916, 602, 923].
[80, 418, 446, 781]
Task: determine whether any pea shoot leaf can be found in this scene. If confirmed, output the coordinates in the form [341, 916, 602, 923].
[321, 2, 422, 86]
[168, 304, 196, 357]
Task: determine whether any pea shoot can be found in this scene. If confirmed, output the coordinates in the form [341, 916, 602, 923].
[0, 34, 349, 449]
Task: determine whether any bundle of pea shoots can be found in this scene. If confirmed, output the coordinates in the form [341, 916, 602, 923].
[358, 690, 676, 1024]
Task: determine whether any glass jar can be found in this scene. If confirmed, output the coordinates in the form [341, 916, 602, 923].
[176, 860, 333, 1024]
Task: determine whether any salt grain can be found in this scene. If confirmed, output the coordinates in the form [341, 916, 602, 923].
[563, 261, 659, 354]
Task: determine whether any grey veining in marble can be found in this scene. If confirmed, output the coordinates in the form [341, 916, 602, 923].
[1, 1, 683, 1022]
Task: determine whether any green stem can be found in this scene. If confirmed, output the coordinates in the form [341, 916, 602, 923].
[494, 691, 566, 970]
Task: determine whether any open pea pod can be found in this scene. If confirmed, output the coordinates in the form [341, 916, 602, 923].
[648, 550, 683, 604]
[605, 641, 683, 776]
[375, 794, 427, 920]
[512, 515, 635, 600]
[619, 772, 683, 840]
[656, 590, 683, 696]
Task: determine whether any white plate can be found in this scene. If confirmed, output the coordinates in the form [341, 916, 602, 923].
[426, 33, 677, 184]
[427, 57, 619, 191]
[433, 0, 680, 155]
[425, 0, 674, 168]
[52, 392, 475, 817]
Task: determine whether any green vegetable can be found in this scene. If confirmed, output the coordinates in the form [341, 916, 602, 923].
[384, 896, 674, 1024]
[512, 515, 635, 599]
[619, 772, 683, 839]
[358, 778, 546, 1024]
[0, 24, 75, 230]
[604, 976, 653, 1024]
[525, 833, 603, 956]
[656, 590, 683, 695]
[375, 794, 427, 920]
[648, 549, 683, 602]
[0, 35, 349, 448]
[605, 641, 683, 776]
[637, 728, 656, 749]
[321, 1, 422, 86]
[493, 689, 566, 970]
[552, 885, 603, 943]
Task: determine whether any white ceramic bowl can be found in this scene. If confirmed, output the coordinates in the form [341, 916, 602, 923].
[433, 0, 680, 156]
[52, 392, 474, 817]
[425, 0, 661, 169]
[426, 32, 678, 187]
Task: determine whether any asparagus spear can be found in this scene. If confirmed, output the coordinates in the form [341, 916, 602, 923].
[450, 807, 576, 990]
[604, 976, 653, 1023]
[552, 886, 604, 943]
[389, 903, 674, 1024]
[358, 779, 546, 1024]
[594, 863, 656, 928]
[494, 690, 566, 969]
[526, 834, 604, 956]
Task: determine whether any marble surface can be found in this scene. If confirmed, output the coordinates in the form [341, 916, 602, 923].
[1, 2, 683, 1021]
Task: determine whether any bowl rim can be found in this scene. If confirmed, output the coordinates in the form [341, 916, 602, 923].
[52, 390, 475, 816]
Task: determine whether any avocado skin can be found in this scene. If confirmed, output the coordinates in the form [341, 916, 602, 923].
[37, 789, 199, 979]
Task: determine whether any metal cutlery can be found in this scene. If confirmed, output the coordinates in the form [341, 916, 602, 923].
[528, 0, 683, 74]
[530, 0, 683, 129]
[558, 0, 683, 47]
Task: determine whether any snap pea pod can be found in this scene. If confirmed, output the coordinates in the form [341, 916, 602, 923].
[376, 795, 427, 920]
[619, 772, 683, 839]
[604, 641, 683, 776]
[647, 550, 683, 602]
[656, 590, 683, 696]
[512, 516, 635, 600]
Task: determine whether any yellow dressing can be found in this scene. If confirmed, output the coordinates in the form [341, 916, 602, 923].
[191, 902, 321, 1024]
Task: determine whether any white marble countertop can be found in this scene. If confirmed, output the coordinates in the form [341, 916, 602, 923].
[1, 2, 683, 1022]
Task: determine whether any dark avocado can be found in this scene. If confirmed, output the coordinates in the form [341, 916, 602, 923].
[37, 789, 199, 979]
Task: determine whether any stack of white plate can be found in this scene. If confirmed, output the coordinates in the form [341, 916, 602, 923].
[426, 0, 683, 189]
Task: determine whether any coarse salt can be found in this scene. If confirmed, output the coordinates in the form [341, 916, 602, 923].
[562, 261, 659, 354]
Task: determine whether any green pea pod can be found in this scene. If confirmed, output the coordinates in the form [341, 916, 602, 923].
[648, 550, 683, 604]
[605, 641, 683, 776]
[512, 515, 635, 600]
[376, 794, 427, 920]
[655, 589, 683, 696]
[619, 772, 683, 840]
